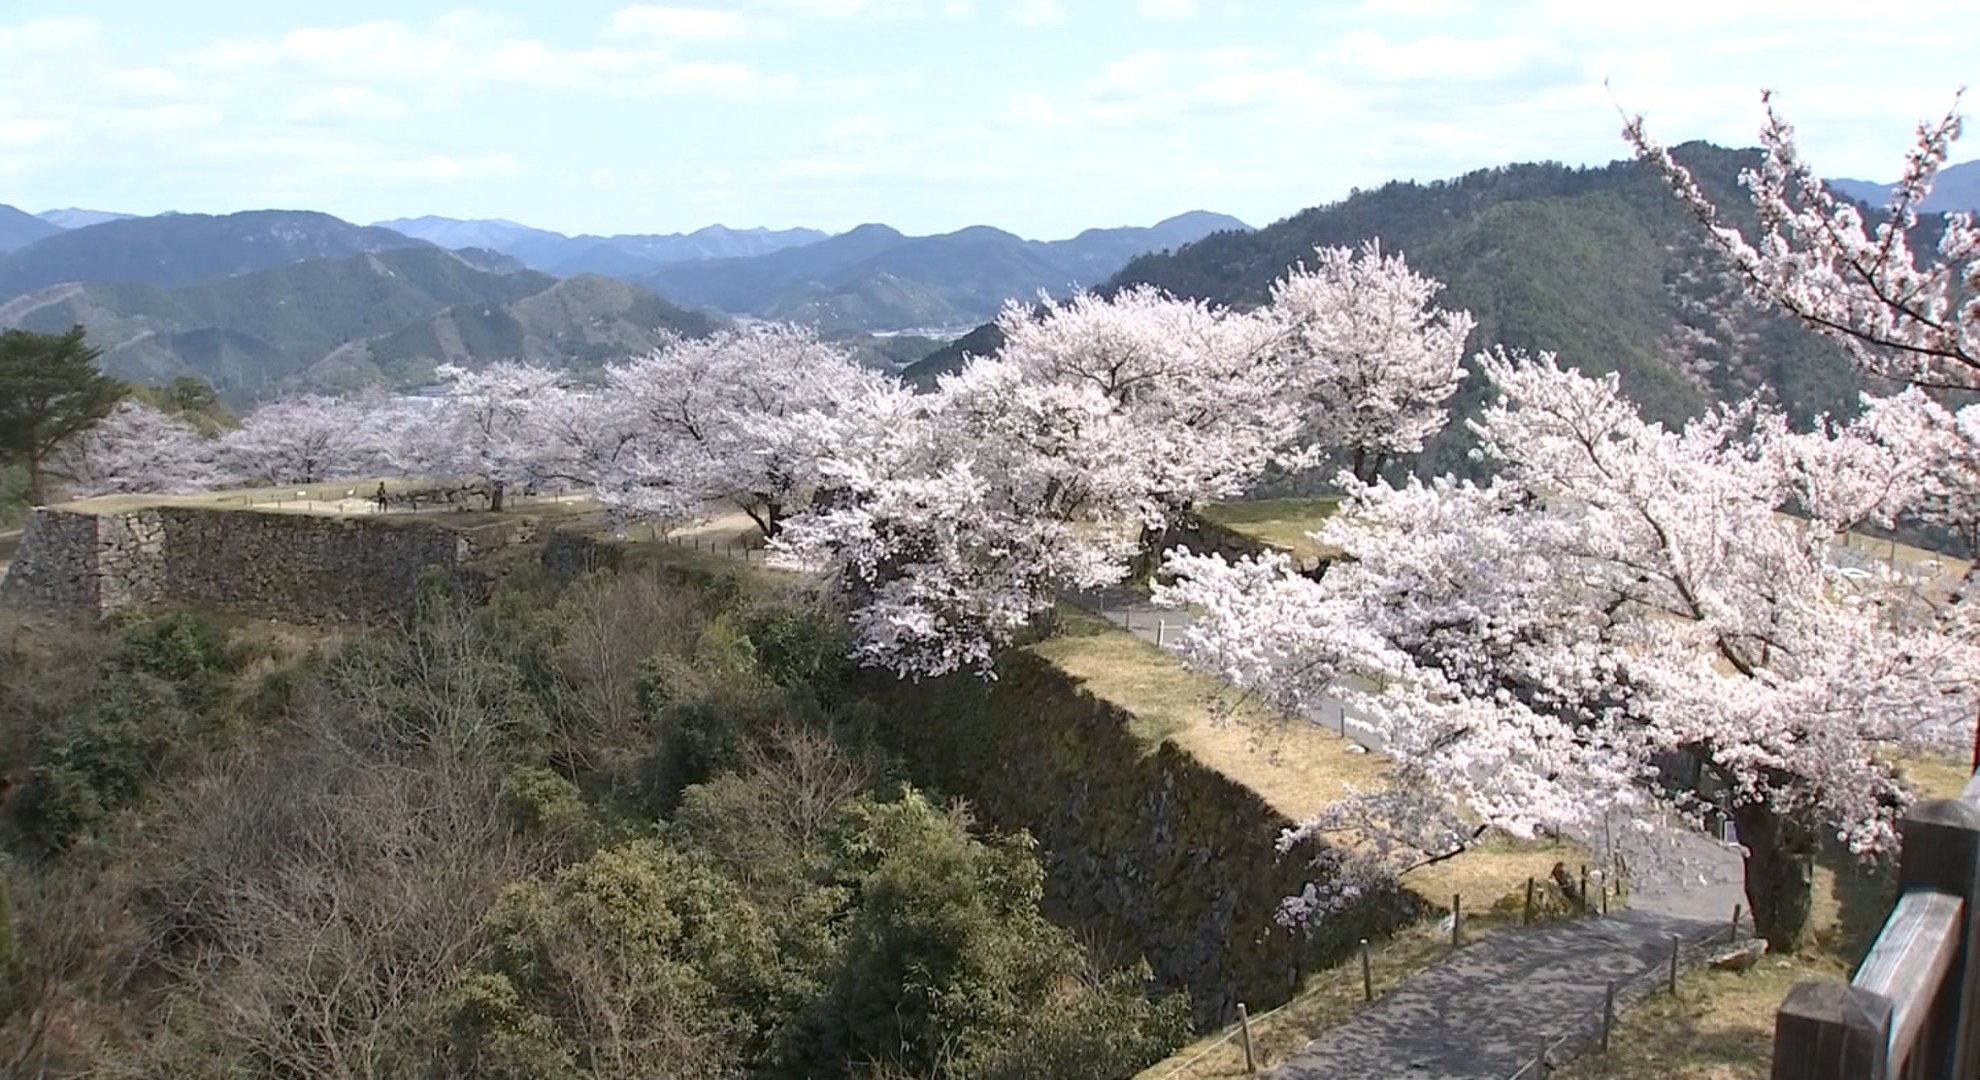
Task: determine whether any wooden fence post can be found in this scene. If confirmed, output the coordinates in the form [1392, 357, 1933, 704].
[1452, 894, 1462, 946]
[1667, 934, 1680, 996]
[1896, 796, 1980, 1078]
[1524, 877, 1536, 926]
[1237, 1003, 1256, 1074]
[1771, 981, 1893, 1080]
[1602, 979, 1616, 1054]
[1360, 938, 1372, 1002]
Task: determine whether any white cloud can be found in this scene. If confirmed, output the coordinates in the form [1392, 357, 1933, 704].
[0, 17, 99, 53]
[606, 6, 774, 41]
[1137, 0, 1197, 17]
[290, 85, 411, 123]
[1012, 0, 1066, 25]
[1325, 31, 1558, 82]
[1352, 0, 1473, 15]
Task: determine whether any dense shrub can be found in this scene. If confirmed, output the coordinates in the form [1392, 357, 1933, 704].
[0, 565, 1187, 1080]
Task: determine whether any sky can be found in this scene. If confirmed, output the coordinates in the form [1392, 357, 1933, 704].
[1, 1, 1975, 241]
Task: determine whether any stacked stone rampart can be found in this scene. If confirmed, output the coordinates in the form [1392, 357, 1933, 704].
[0, 505, 534, 621]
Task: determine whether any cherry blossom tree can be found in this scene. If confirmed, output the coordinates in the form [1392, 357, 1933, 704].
[1859, 388, 1980, 560]
[414, 362, 581, 509]
[773, 264, 1477, 679]
[997, 289, 1291, 503]
[1264, 242, 1476, 483]
[1625, 91, 1976, 390]
[221, 395, 378, 486]
[603, 324, 892, 538]
[1160, 351, 1977, 951]
[773, 359, 1147, 678]
[991, 286, 1302, 574]
[47, 400, 222, 498]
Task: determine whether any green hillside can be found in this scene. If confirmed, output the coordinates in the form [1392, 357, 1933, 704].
[1112, 142, 1862, 478]
[907, 142, 1865, 481]
[3, 248, 556, 401]
[305, 273, 718, 390]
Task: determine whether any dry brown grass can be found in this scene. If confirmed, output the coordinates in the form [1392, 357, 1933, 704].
[1029, 606, 1389, 816]
[1555, 855, 1893, 1080]
[1036, 607, 1600, 1080]
[1197, 497, 1342, 567]
[1895, 752, 1975, 802]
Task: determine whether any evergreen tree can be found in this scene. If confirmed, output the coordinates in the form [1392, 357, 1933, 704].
[0, 326, 127, 505]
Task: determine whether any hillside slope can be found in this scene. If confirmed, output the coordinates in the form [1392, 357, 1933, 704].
[375, 216, 831, 276]
[2, 247, 557, 399]
[642, 213, 1252, 332]
[0, 205, 64, 253]
[0, 210, 430, 301]
[304, 273, 717, 391]
[1113, 143, 1861, 464]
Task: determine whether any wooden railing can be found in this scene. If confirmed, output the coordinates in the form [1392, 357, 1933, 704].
[1773, 770, 1980, 1080]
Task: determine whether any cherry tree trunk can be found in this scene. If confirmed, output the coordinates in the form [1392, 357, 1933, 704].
[1732, 801, 1818, 954]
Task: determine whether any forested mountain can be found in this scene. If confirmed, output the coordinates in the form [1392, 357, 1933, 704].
[0, 247, 703, 401]
[375, 216, 831, 277]
[0, 205, 64, 252]
[907, 143, 1875, 480]
[640, 212, 1252, 332]
[304, 272, 716, 392]
[0, 210, 431, 302]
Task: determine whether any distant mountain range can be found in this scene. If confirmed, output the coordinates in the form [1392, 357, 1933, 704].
[373, 217, 832, 278]
[0, 202, 1255, 352]
[0, 210, 430, 299]
[1828, 158, 1980, 214]
[0, 206, 64, 253]
[638, 211, 1253, 331]
[0, 246, 708, 401]
[37, 208, 138, 230]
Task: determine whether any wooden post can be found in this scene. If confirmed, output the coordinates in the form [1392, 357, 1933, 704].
[1771, 981, 1894, 1080]
[1360, 938, 1372, 1001]
[1524, 877, 1536, 926]
[1732, 903, 1744, 944]
[1237, 1002, 1256, 1074]
[1579, 865, 1589, 915]
[1896, 796, 1980, 1079]
[1156, 620, 1166, 647]
[1668, 934, 1680, 997]
[1452, 894, 1462, 946]
[1602, 979, 1616, 1054]
[1601, 886, 1608, 917]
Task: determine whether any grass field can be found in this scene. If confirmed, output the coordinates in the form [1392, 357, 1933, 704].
[1198, 497, 1342, 566]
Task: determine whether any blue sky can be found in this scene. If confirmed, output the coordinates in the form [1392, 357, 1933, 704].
[1, 1, 1974, 239]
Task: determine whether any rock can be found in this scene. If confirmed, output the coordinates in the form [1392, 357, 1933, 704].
[1707, 938, 1768, 973]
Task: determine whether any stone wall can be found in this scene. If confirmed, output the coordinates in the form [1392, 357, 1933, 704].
[0, 510, 100, 611]
[0, 505, 536, 621]
[855, 650, 1417, 1028]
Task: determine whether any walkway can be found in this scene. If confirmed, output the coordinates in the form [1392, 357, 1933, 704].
[1070, 586, 1748, 1079]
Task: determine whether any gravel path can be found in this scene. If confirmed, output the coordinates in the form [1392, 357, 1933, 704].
[1069, 588, 1749, 1078]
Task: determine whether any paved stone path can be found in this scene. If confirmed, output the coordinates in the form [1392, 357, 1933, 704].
[1070, 587, 1749, 1079]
